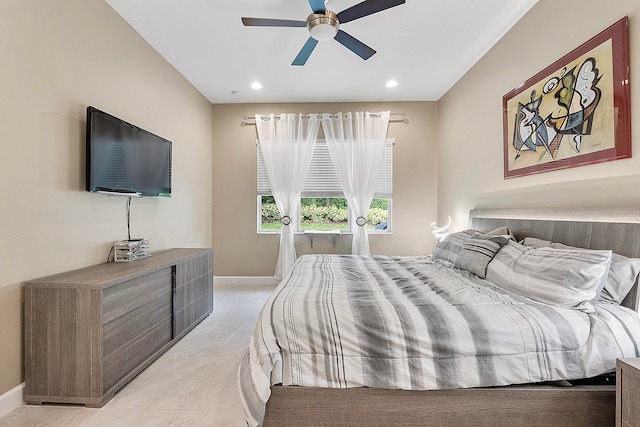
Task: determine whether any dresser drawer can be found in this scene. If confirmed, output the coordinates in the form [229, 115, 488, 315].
[174, 252, 213, 337]
[102, 268, 172, 324]
[102, 319, 172, 392]
[102, 269, 173, 356]
[102, 268, 173, 391]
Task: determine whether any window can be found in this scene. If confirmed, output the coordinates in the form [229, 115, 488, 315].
[258, 139, 393, 233]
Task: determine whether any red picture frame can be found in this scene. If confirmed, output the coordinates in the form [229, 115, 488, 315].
[503, 16, 630, 179]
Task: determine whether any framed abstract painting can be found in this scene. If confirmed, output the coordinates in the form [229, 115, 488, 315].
[503, 16, 630, 179]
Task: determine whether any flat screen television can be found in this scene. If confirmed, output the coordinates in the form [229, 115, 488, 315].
[86, 106, 172, 197]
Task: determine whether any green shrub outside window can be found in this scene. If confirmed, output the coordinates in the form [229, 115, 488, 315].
[259, 196, 389, 232]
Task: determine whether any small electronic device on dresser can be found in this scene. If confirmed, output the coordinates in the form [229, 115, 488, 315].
[616, 358, 640, 427]
[114, 238, 151, 262]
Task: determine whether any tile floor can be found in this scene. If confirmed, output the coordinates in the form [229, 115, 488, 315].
[0, 284, 275, 427]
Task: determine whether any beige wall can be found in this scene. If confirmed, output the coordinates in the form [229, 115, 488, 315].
[0, 0, 213, 395]
[212, 102, 438, 276]
[438, 0, 640, 231]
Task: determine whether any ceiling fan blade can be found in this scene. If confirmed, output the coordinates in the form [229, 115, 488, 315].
[336, 0, 405, 24]
[292, 37, 319, 66]
[307, 0, 326, 13]
[241, 17, 307, 27]
[334, 30, 376, 60]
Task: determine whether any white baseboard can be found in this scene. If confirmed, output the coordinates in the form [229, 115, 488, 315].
[0, 383, 24, 419]
[214, 276, 278, 286]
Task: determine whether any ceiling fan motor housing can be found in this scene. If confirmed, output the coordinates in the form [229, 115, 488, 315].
[307, 10, 339, 41]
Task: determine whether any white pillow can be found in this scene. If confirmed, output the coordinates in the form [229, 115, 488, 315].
[432, 230, 475, 264]
[486, 241, 612, 311]
[432, 227, 513, 264]
[521, 237, 640, 305]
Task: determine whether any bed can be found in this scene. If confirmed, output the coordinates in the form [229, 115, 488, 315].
[238, 208, 640, 426]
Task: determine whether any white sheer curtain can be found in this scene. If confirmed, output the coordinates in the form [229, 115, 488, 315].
[255, 113, 320, 280]
[321, 111, 390, 255]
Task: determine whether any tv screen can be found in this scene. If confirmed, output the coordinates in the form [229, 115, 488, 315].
[86, 106, 172, 198]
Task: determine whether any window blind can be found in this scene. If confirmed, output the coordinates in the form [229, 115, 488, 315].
[257, 139, 393, 198]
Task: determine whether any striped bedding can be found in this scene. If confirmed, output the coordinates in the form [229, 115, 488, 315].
[238, 254, 640, 426]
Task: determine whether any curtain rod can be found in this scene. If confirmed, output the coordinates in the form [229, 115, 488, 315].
[241, 112, 408, 126]
[242, 112, 405, 121]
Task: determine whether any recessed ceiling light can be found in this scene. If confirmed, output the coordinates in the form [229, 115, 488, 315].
[386, 80, 398, 88]
[251, 81, 263, 90]
[231, 90, 243, 96]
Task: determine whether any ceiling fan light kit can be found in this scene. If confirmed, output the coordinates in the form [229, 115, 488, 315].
[241, 0, 405, 66]
[307, 11, 339, 41]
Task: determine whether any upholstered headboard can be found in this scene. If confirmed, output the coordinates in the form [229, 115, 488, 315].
[469, 207, 640, 312]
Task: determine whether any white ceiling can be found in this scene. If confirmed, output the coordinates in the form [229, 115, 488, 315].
[104, 0, 538, 104]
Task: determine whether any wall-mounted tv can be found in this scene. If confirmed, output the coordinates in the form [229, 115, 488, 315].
[86, 106, 172, 198]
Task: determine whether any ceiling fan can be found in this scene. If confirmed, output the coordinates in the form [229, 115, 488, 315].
[241, 0, 406, 66]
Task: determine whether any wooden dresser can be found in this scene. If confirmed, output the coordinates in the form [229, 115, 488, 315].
[617, 358, 640, 427]
[24, 248, 213, 407]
